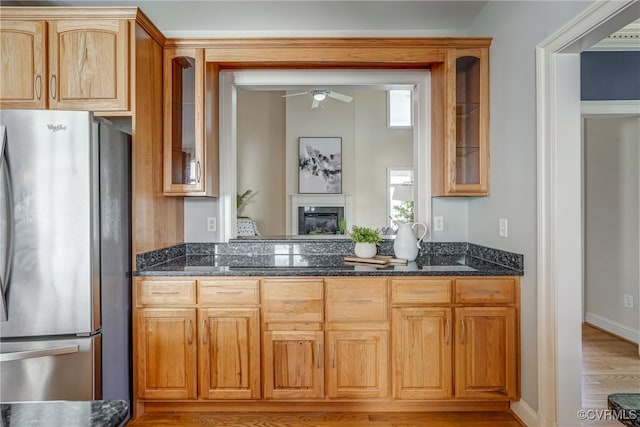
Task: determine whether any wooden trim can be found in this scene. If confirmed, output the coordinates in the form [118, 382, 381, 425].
[0, 6, 140, 20]
[139, 400, 511, 413]
[133, 8, 165, 46]
[167, 37, 493, 49]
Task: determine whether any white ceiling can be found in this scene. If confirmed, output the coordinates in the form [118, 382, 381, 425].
[11, 1, 489, 37]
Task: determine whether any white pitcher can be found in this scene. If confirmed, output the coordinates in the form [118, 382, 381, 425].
[393, 221, 428, 262]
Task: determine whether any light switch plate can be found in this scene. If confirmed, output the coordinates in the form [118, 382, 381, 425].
[499, 218, 508, 238]
[433, 216, 444, 232]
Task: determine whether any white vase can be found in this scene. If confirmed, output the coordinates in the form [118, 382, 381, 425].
[354, 242, 377, 258]
[393, 221, 428, 261]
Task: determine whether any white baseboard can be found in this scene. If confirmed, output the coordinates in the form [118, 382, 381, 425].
[585, 312, 640, 344]
[511, 399, 539, 427]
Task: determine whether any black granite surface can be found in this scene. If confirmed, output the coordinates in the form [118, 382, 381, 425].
[135, 239, 523, 277]
[0, 400, 128, 427]
[608, 393, 640, 427]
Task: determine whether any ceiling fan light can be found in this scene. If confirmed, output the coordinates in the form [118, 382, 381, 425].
[313, 92, 327, 101]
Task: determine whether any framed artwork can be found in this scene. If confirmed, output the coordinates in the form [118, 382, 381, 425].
[298, 137, 342, 194]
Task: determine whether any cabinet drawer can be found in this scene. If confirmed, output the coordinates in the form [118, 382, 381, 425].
[326, 277, 388, 323]
[391, 278, 452, 304]
[455, 278, 516, 304]
[137, 280, 196, 305]
[198, 279, 260, 306]
[262, 278, 323, 323]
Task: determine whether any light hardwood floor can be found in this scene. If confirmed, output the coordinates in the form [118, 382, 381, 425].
[125, 411, 523, 426]
[581, 323, 640, 427]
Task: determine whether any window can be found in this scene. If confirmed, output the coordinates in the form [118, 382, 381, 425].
[387, 89, 413, 128]
[387, 168, 414, 227]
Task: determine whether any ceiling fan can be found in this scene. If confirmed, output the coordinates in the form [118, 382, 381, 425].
[282, 89, 354, 109]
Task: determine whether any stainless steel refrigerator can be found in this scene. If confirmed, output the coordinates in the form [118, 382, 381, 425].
[0, 109, 131, 410]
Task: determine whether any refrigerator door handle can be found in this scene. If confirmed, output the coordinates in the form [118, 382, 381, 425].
[0, 125, 14, 322]
[0, 345, 79, 362]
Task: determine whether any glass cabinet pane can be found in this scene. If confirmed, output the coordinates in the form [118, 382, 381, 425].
[170, 55, 198, 186]
[455, 55, 480, 185]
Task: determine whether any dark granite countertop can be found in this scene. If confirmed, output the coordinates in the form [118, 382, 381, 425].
[0, 400, 128, 427]
[135, 240, 524, 277]
[608, 393, 640, 427]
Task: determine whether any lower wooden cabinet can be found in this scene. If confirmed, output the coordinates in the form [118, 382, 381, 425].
[136, 308, 197, 400]
[392, 307, 452, 399]
[198, 308, 260, 399]
[133, 275, 520, 418]
[326, 330, 388, 399]
[454, 307, 518, 399]
[262, 331, 324, 399]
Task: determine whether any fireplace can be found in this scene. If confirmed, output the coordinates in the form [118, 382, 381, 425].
[298, 206, 345, 235]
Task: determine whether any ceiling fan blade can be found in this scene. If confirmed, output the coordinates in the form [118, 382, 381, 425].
[282, 91, 309, 98]
[327, 91, 353, 103]
[311, 99, 320, 109]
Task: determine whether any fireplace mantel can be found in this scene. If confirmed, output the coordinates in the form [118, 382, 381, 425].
[290, 194, 353, 235]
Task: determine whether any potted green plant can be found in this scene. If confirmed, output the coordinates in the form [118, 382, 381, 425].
[349, 225, 382, 258]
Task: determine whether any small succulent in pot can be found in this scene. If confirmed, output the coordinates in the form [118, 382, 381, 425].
[349, 225, 382, 258]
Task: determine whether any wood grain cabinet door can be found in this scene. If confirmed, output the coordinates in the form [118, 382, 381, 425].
[198, 308, 260, 400]
[0, 20, 47, 109]
[454, 307, 518, 399]
[136, 308, 197, 400]
[392, 307, 453, 399]
[48, 19, 129, 111]
[326, 330, 388, 399]
[263, 331, 324, 400]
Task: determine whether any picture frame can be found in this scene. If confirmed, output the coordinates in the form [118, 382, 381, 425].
[298, 137, 342, 194]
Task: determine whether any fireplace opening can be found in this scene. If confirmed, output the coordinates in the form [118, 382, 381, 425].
[298, 206, 345, 235]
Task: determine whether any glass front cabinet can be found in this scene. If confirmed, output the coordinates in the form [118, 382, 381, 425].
[433, 47, 489, 196]
[163, 48, 218, 196]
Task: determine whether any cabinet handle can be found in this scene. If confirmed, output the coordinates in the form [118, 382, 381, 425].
[34, 74, 42, 100]
[49, 74, 57, 100]
[196, 161, 201, 183]
[215, 291, 242, 295]
[332, 343, 336, 368]
[282, 300, 305, 304]
[202, 319, 208, 345]
[187, 319, 193, 344]
[316, 343, 321, 369]
[151, 291, 179, 295]
[410, 290, 438, 294]
[345, 299, 372, 304]
[445, 317, 451, 345]
[460, 319, 466, 345]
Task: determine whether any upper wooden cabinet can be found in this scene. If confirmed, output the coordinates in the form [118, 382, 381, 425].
[163, 48, 218, 196]
[0, 21, 46, 108]
[49, 20, 129, 111]
[433, 47, 489, 196]
[0, 17, 129, 112]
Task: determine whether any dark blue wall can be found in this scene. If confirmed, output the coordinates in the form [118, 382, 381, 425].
[581, 51, 640, 100]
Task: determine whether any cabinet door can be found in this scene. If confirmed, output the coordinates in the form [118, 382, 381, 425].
[392, 308, 452, 399]
[263, 331, 324, 399]
[48, 20, 129, 111]
[454, 307, 518, 399]
[198, 308, 260, 399]
[0, 21, 46, 109]
[163, 48, 206, 195]
[136, 308, 197, 400]
[327, 330, 388, 399]
[435, 48, 489, 196]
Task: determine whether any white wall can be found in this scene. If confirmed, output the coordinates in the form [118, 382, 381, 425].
[465, 0, 594, 413]
[584, 116, 640, 341]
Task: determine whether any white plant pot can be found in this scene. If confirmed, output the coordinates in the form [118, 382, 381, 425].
[354, 242, 377, 258]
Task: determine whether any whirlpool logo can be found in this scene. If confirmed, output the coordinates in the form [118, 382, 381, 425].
[47, 124, 67, 132]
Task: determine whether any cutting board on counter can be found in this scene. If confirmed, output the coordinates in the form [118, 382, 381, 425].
[343, 255, 408, 266]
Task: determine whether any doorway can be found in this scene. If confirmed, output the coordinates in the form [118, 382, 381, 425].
[537, 1, 640, 425]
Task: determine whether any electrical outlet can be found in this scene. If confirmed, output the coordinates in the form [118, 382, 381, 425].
[433, 216, 444, 232]
[624, 294, 634, 308]
[499, 218, 508, 238]
[207, 217, 217, 232]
